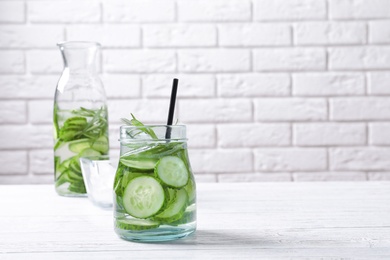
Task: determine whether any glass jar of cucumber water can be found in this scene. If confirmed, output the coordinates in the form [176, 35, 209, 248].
[53, 41, 109, 197]
[114, 125, 196, 242]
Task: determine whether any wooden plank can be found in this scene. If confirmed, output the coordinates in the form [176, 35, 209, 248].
[1, 228, 390, 252]
[1, 248, 390, 260]
[0, 183, 389, 258]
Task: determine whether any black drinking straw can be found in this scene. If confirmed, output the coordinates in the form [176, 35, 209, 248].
[165, 78, 179, 139]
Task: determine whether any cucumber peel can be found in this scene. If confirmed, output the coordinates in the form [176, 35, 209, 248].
[115, 218, 159, 231]
[91, 135, 109, 153]
[78, 148, 101, 157]
[123, 176, 166, 219]
[154, 189, 188, 222]
[170, 204, 196, 226]
[120, 157, 157, 171]
[68, 139, 90, 153]
[155, 156, 189, 188]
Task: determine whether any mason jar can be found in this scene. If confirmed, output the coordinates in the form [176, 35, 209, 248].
[113, 125, 196, 242]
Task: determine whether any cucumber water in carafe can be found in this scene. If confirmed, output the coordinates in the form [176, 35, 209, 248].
[53, 42, 109, 196]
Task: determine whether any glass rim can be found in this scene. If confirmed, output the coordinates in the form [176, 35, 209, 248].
[120, 124, 186, 128]
[120, 125, 187, 141]
[57, 41, 101, 49]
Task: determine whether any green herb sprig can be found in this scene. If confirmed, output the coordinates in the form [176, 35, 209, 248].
[121, 114, 158, 140]
[54, 106, 108, 150]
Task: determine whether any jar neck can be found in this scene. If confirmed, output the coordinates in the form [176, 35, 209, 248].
[58, 42, 100, 75]
[120, 125, 187, 142]
[62, 67, 97, 77]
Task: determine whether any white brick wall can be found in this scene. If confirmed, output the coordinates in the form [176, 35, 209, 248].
[0, 2, 25, 23]
[178, 49, 250, 72]
[28, 1, 101, 23]
[177, 0, 251, 22]
[294, 22, 366, 45]
[0, 0, 389, 184]
[144, 24, 216, 47]
[329, 0, 390, 19]
[293, 73, 365, 96]
[254, 0, 326, 21]
[219, 24, 291, 46]
[67, 25, 141, 48]
[104, 0, 175, 22]
[254, 48, 326, 71]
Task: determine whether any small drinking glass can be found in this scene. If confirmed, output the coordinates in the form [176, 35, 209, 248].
[79, 155, 117, 209]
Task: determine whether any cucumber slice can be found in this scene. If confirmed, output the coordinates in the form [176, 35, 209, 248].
[185, 177, 196, 204]
[69, 157, 81, 173]
[91, 136, 109, 154]
[69, 139, 90, 153]
[166, 188, 177, 205]
[68, 167, 83, 181]
[56, 158, 72, 179]
[79, 148, 101, 157]
[123, 176, 165, 219]
[59, 128, 82, 141]
[68, 172, 83, 182]
[56, 163, 68, 179]
[53, 105, 60, 139]
[155, 156, 189, 188]
[69, 182, 86, 193]
[115, 218, 160, 231]
[120, 157, 157, 171]
[63, 116, 87, 127]
[56, 170, 70, 187]
[154, 189, 188, 223]
[60, 158, 72, 168]
[170, 204, 196, 226]
[54, 140, 63, 151]
[54, 156, 60, 169]
[114, 176, 123, 196]
[54, 156, 62, 178]
[121, 171, 146, 191]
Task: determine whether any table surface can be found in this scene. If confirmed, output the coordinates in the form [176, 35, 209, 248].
[1, 182, 390, 259]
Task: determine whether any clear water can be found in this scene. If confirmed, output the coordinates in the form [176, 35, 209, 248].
[115, 221, 196, 242]
[114, 141, 197, 242]
[53, 107, 109, 197]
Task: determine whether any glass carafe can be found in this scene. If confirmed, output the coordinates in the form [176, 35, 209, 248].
[53, 41, 109, 197]
[114, 125, 196, 242]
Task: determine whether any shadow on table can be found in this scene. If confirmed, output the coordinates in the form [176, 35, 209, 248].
[161, 229, 270, 247]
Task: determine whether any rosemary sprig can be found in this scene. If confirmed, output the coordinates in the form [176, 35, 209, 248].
[55, 106, 108, 149]
[121, 114, 158, 140]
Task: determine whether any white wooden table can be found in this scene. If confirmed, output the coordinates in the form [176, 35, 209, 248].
[1, 182, 390, 259]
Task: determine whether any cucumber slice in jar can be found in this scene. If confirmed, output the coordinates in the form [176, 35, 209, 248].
[68, 166, 83, 181]
[155, 156, 189, 188]
[60, 158, 72, 168]
[69, 182, 86, 193]
[115, 218, 160, 231]
[123, 176, 166, 219]
[56, 169, 70, 187]
[169, 204, 196, 226]
[68, 139, 90, 153]
[166, 188, 177, 205]
[185, 177, 196, 204]
[120, 157, 158, 171]
[154, 189, 188, 223]
[78, 148, 101, 157]
[91, 136, 109, 154]
[121, 171, 147, 191]
[69, 157, 81, 173]
[63, 116, 87, 127]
